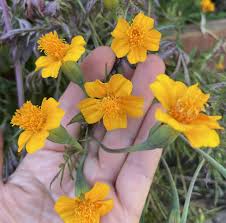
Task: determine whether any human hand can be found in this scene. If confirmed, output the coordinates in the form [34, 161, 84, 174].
[0, 46, 165, 223]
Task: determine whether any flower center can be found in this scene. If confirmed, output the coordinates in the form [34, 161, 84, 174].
[169, 99, 201, 124]
[11, 102, 47, 132]
[127, 26, 144, 48]
[38, 31, 69, 60]
[74, 199, 99, 222]
[101, 96, 121, 116]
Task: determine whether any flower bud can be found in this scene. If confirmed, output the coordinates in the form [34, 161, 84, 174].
[104, 0, 119, 10]
[61, 61, 84, 88]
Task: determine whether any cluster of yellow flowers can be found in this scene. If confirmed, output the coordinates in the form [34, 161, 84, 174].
[11, 11, 222, 223]
[201, 0, 215, 13]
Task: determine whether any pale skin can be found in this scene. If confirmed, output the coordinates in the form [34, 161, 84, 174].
[0, 47, 165, 223]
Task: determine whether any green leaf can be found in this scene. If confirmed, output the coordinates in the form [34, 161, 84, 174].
[61, 61, 84, 88]
[48, 125, 83, 151]
[67, 113, 84, 125]
[75, 152, 90, 197]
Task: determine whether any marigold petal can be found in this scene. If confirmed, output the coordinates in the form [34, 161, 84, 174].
[144, 29, 161, 51]
[63, 36, 86, 62]
[71, 35, 86, 47]
[85, 182, 110, 202]
[108, 74, 133, 96]
[127, 47, 147, 64]
[79, 98, 103, 124]
[150, 74, 174, 109]
[18, 131, 32, 152]
[97, 200, 114, 216]
[54, 196, 76, 223]
[103, 111, 127, 130]
[132, 12, 154, 29]
[35, 56, 55, 71]
[41, 98, 65, 130]
[41, 60, 62, 78]
[111, 18, 130, 38]
[111, 38, 129, 58]
[155, 109, 188, 132]
[150, 74, 188, 109]
[26, 131, 49, 153]
[84, 80, 107, 98]
[119, 96, 144, 117]
[184, 126, 220, 148]
[191, 114, 223, 130]
[63, 46, 85, 62]
[186, 84, 209, 107]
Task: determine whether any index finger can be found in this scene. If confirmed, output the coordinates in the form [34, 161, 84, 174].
[45, 46, 115, 151]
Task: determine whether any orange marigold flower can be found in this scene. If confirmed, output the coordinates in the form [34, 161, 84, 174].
[150, 74, 222, 148]
[54, 182, 114, 223]
[111, 12, 161, 64]
[35, 31, 86, 78]
[11, 98, 65, 153]
[78, 74, 144, 131]
[201, 0, 215, 13]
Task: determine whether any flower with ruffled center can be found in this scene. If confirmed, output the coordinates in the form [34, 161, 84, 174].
[54, 182, 113, 223]
[35, 31, 86, 78]
[150, 74, 222, 148]
[111, 12, 161, 64]
[78, 74, 144, 130]
[201, 0, 215, 13]
[11, 98, 65, 153]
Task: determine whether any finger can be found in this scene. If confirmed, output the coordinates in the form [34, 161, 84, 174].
[84, 59, 136, 184]
[0, 130, 3, 184]
[45, 46, 115, 151]
[96, 55, 165, 181]
[116, 103, 162, 222]
[121, 59, 134, 79]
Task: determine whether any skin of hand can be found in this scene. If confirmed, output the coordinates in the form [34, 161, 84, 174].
[0, 46, 165, 223]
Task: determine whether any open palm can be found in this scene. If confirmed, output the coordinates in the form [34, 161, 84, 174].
[0, 47, 165, 223]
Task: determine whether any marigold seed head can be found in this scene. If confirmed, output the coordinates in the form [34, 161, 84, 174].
[37, 31, 69, 60]
[11, 101, 47, 132]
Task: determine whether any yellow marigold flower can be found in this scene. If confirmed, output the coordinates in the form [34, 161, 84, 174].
[111, 12, 161, 64]
[11, 98, 65, 153]
[150, 74, 223, 148]
[78, 74, 144, 130]
[216, 61, 225, 71]
[54, 182, 113, 223]
[201, 0, 215, 13]
[35, 31, 86, 78]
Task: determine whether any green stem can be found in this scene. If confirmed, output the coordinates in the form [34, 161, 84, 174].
[92, 137, 152, 153]
[181, 159, 205, 223]
[196, 149, 226, 179]
[91, 124, 179, 154]
[161, 158, 180, 212]
[76, 0, 102, 46]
